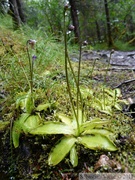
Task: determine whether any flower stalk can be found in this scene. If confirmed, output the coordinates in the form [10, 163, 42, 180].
[63, 8, 80, 135]
[26, 39, 36, 94]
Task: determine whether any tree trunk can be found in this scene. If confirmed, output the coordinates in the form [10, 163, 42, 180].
[95, 20, 101, 42]
[104, 0, 113, 47]
[9, 0, 26, 29]
[16, 0, 26, 23]
[69, 0, 80, 43]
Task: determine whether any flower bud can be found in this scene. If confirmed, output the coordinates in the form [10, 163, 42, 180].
[64, 3, 70, 11]
[82, 40, 88, 46]
[68, 24, 75, 31]
[27, 39, 37, 49]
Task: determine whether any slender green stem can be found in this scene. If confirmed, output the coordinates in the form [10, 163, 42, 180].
[19, 60, 31, 90]
[103, 87, 105, 110]
[26, 43, 33, 94]
[64, 10, 79, 134]
[31, 59, 34, 92]
[67, 54, 83, 107]
[104, 50, 113, 83]
[77, 45, 82, 125]
[87, 58, 97, 79]
[103, 51, 114, 108]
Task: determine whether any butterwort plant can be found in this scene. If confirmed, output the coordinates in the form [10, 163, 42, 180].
[28, 5, 117, 167]
[12, 39, 53, 148]
[12, 4, 119, 167]
[30, 109, 117, 167]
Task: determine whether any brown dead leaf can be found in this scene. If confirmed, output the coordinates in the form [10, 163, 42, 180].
[94, 154, 122, 171]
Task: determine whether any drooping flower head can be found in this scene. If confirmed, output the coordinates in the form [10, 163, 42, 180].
[68, 24, 75, 31]
[82, 40, 88, 46]
[64, 2, 70, 11]
[27, 39, 37, 49]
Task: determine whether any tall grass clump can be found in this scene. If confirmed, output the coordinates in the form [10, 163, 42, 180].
[0, 14, 12, 29]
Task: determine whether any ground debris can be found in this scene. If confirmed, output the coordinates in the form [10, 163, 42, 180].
[94, 154, 122, 172]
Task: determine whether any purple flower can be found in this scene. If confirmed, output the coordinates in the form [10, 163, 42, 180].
[32, 55, 37, 62]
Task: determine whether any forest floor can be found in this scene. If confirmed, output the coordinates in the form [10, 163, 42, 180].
[0, 27, 135, 180]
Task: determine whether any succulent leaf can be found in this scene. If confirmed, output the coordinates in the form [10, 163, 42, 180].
[30, 122, 74, 135]
[48, 137, 76, 166]
[78, 134, 117, 151]
[70, 144, 78, 167]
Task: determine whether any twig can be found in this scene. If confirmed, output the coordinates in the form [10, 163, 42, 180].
[114, 78, 135, 88]
[94, 68, 135, 71]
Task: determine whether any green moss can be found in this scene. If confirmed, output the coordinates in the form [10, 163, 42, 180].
[0, 121, 9, 132]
